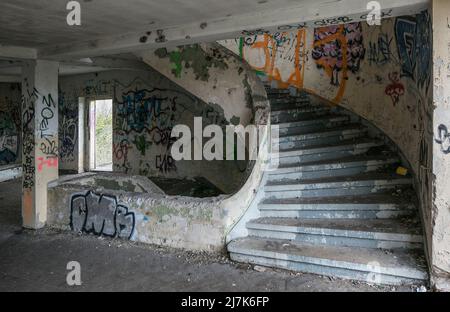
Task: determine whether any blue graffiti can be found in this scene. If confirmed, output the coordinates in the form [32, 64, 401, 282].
[395, 11, 431, 91]
[117, 88, 175, 134]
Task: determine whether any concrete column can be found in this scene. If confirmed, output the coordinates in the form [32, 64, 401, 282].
[431, 0, 450, 291]
[21, 60, 59, 229]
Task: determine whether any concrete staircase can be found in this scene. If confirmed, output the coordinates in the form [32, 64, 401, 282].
[227, 88, 428, 286]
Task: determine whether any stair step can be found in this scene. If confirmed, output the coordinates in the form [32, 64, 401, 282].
[271, 101, 314, 112]
[267, 154, 399, 180]
[264, 173, 412, 198]
[246, 218, 423, 249]
[275, 124, 367, 143]
[258, 193, 416, 219]
[228, 237, 428, 285]
[273, 114, 349, 128]
[271, 106, 329, 118]
[272, 139, 386, 165]
[271, 109, 330, 124]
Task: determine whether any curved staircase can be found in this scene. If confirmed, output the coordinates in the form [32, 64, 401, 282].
[227, 88, 428, 286]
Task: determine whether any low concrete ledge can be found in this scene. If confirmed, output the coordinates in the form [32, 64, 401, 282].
[0, 164, 22, 183]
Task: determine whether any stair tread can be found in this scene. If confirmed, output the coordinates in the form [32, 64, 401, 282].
[266, 172, 411, 186]
[228, 237, 428, 278]
[273, 113, 348, 126]
[271, 105, 325, 113]
[274, 153, 398, 170]
[277, 137, 383, 154]
[247, 217, 422, 236]
[277, 123, 366, 139]
[260, 192, 415, 206]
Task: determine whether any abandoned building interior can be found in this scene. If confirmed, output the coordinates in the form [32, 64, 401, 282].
[0, 0, 449, 291]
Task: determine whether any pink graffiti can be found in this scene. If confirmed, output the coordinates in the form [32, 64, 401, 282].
[37, 156, 58, 172]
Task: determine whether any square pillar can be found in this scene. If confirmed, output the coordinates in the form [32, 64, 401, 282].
[21, 60, 59, 229]
[431, 0, 450, 291]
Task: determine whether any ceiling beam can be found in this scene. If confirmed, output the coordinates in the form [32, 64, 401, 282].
[38, 0, 429, 60]
[0, 74, 21, 83]
[0, 45, 37, 60]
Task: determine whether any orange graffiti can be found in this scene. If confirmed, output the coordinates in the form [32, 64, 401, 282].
[243, 30, 306, 89]
[312, 25, 348, 104]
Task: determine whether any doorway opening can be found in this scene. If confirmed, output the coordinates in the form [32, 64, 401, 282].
[89, 99, 113, 171]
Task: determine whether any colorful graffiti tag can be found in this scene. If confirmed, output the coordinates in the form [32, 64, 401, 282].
[312, 22, 365, 102]
[238, 29, 307, 89]
[394, 11, 431, 91]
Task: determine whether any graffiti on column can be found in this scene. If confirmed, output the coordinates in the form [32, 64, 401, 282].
[38, 93, 58, 157]
[22, 80, 38, 189]
[70, 191, 135, 239]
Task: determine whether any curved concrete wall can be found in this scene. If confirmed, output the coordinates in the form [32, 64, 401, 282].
[48, 62, 271, 251]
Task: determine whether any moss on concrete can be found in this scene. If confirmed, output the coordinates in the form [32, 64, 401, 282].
[155, 45, 229, 81]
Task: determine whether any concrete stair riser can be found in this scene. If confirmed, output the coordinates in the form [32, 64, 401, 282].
[276, 120, 352, 136]
[229, 252, 424, 286]
[264, 184, 411, 199]
[246, 226, 423, 249]
[273, 150, 386, 166]
[259, 209, 414, 219]
[267, 164, 398, 181]
[275, 115, 349, 130]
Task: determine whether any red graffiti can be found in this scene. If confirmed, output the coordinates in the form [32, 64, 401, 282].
[113, 139, 132, 161]
[37, 156, 58, 172]
[385, 72, 405, 106]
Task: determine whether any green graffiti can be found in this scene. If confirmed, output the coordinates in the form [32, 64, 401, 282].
[133, 135, 148, 156]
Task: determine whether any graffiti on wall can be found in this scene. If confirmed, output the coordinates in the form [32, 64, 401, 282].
[238, 29, 307, 89]
[0, 111, 19, 164]
[384, 72, 405, 106]
[435, 124, 450, 154]
[58, 92, 78, 163]
[395, 11, 431, 92]
[115, 86, 181, 174]
[113, 138, 132, 173]
[0, 85, 21, 165]
[312, 22, 365, 102]
[70, 191, 135, 239]
[368, 32, 394, 66]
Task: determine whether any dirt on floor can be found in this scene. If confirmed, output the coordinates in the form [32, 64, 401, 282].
[0, 179, 427, 292]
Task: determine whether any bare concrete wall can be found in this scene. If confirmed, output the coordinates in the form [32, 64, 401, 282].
[138, 43, 261, 128]
[58, 68, 249, 193]
[431, 0, 450, 291]
[0, 83, 21, 166]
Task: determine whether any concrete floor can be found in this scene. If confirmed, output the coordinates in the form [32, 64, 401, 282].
[0, 179, 423, 292]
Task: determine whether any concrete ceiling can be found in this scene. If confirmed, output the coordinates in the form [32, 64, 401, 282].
[0, 0, 305, 48]
[0, 0, 429, 80]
